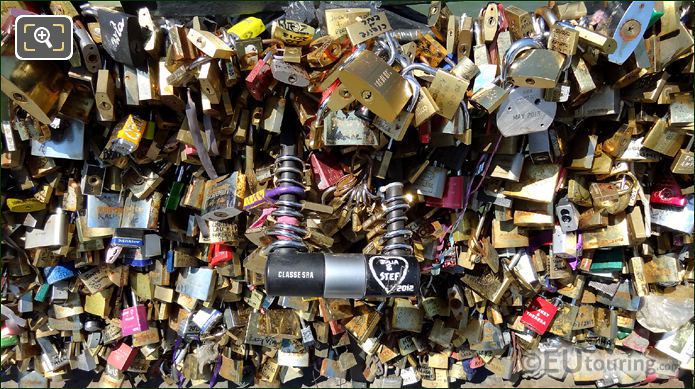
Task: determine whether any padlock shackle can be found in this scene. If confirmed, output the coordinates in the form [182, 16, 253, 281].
[401, 63, 437, 77]
[377, 32, 398, 66]
[404, 74, 420, 112]
[500, 38, 543, 82]
[187, 56, 214, 71]
[473, 20, 483, 45]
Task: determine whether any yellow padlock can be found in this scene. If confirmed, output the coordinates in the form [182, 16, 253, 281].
[6, 198, 47, 212]
[227, 17, 266, 40]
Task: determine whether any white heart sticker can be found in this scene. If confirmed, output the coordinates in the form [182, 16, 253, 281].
[368, 255, 409, 294]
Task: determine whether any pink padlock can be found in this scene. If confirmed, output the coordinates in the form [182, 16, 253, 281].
[107, 342, 138, 371]
[120, 290, 148, 336]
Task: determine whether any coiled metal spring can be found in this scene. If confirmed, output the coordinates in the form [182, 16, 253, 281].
[381, 183, 413, 255]
[266, 147, 308, 253]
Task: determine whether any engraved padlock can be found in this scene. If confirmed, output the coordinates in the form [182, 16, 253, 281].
[495, 38, 558, 137]
[338, 49, 412, 122]
[401, 63, 468, 120]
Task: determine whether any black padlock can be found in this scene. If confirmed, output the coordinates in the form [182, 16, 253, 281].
[90, 7, 145, 67]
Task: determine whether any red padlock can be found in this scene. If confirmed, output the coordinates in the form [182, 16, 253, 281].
[426, 174, 465, 209]
[418, 121, 431, 144]
[520, 296, 559, 335]
[208, 242, 234, 267]
[650, 173, 687, 207]
[183, 144, 198, 156]
[106, 342, 138, 371]
[310, 153, 343, 191]
[245, 51, 275, 101]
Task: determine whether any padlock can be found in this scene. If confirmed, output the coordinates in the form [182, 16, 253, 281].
[307, 35, 349, 68]
[403, 63, 468, 120]
[556, 196, 579, 232]
[74, 21, 101, 73]
[198, 60, 223, 104]
[87, 5, 146, 67]
[1, 57, 67, 125]
[650, 173, 687, 207]
[271, 19, 315, 46]
[227, 16, 265, 40]
[106, 342, 138, 371]
[471, 20, 489, 66]
[504, 5, 533, 41]
[138, 7, 162, 58]
[412, 163, 447, 198]
[506, 47, 565, 88]
[425, 171, 464, 209]
[120, 290, 148, 336]
[245, 51, 275, 101]
[456, 15, 473, 61]
[607, 1, 656, 65]
[187, 28, 233, 59]
[37, 337, 69, 372]
[520, 296, 559, 335]
[338, 50, 412, 122]
[208, 242, 234, 267]
[426, 1, 451, 42]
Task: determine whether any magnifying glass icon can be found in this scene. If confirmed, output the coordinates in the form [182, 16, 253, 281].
[33, 27, 52, 49]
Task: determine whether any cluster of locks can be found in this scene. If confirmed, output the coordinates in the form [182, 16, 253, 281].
[1, 0, 694, 387]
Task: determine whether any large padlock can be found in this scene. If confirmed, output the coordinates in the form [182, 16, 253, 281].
[607, 1, 655, 65]
[495, 39, 558, 137]
[338, 50, 412, 122]
[506, 48, 565, 89]
[1, 57, 66, 124]
[88, 6, 146, 67]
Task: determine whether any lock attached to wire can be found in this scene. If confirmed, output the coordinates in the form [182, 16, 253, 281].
[265, 138, 420, 298]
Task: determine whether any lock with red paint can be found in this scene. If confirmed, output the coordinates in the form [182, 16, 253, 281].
[107, 342, 138, 371]
[650, 173, 687, 207]
[245, 51, 275, 101]
[520, 295, 559, 335]
[426, 172, 465, 209]
[208, 242, 234, 267]
[120, 290, 148, 336]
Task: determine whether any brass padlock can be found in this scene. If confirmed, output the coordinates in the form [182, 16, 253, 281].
[507, 48, 565, 88]
[338, 50, 412, 122]
[1, 57, 67, 124]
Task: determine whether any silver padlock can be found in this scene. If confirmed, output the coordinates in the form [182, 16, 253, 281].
[556, 196, 579, 232]
[607, 1, 655, 65]
[412, 163, 447, 198]
[74, 23, 101, 73]
[496, 87, 556, 137]
[271, 60, 310, 87]
[528, 130, 554, 164]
